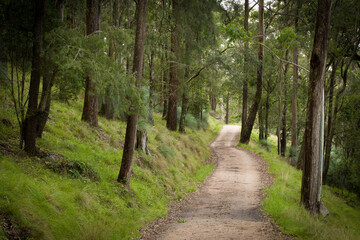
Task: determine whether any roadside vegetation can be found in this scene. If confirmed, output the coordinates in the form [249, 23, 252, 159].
[0, 96, 222, 240]
[240, 133, 360, 240]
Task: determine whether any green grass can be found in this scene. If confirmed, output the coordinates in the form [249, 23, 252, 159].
[240, 133, 360, 240]
[0, 98, 222, 240]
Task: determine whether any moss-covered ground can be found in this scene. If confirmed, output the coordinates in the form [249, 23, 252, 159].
[0, 97, 222, 240]
[240, 132, 360, 240]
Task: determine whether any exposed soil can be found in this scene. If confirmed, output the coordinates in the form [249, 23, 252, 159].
[141, 125, 294, 240]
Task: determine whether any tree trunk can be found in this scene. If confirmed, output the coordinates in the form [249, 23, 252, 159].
[281, 51, 289, 157]
[136, 129, 150, 155]
[259, 100, 264, 140]
[265, 91, 270, 140]
[277, 60, 282, 155]
[0, 24, 8, 84]
[148, 52, 155, 125]
[37, 68, 57, 138]
[323, 60, 337, 185]
[291, 0, 301, 157]
[82, 0, 100, 127]
[166, 0, 179, 131]
[225, 92, 230, 124]
[178, 90, 189, 133]
[23, 0, 45, 156]
[240, 0, 264, 144]
[300, 0, 332, 215]
[117, 0, 147, 187]
[241, 0, 249, 129]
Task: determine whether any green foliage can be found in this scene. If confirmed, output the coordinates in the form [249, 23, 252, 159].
[222, 21, 251, 43]
[0, 96, 222, 239]
[239, 133, 360, 240]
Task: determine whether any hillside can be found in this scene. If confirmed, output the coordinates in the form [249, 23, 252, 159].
[0, 98, 222, 240]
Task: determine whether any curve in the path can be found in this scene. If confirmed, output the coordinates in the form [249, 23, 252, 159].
[155, 125, 274, 240]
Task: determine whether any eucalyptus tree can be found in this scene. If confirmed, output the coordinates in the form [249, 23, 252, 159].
[118, 0, 148, 187]
[240, 0, 264, 144]
[300, 0, 332, 215]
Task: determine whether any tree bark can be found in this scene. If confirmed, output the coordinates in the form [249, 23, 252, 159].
[323, 60, 337, 185]
[300, 0, 332, 215]
[265, 90, 270, 139]
[277, 60, 282, 155]
[241, 0, 249, 129]
[291, 0, 301, 157]
[23, 0, 45, 156]
[240, 0, 264, 144]
[225, 92, 230, 124]
[179, 60, 190, 133]
[148, 51, 154, 125]
[258, 100, 264, 140]
[37, 68, 57, 138]
[82, 0, 100, 127]
[166, 0, 179, 131]
[117, 0, 147, 187]
[281, 51, 289, 157]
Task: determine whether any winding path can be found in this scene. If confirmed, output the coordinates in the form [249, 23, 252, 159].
[145, 125, 282, 240]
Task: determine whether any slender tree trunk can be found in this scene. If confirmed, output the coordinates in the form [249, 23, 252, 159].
[258, 100, 265, 140]
[281, 51, 289, 156]
[241, 0, 249, 129]
[240, 0, 264, 144]
[225, 92, 230, 124]
[148, 51, 154, 125]
[0, 24, 8, 84]
[179, 59, 190, 133]
[300, 0, 332, 215]
[166, 0, 179, 131]
[265, 91, 270, 140]
[37, 68, 57, 138]
[277, 60, 282, 155]
[291, 0, 301, 157]
[118, 0, 148, 186]
[23, 0, 45, 156]
[82, 0, 100, 127]
[162, 43, 169, 119]
[323, 60, 337, 185]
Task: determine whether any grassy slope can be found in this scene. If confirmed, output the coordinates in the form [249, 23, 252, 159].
[240, 132, 360, 240]
[0, 98, 222, 240]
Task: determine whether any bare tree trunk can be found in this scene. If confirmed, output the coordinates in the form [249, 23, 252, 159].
[281, 51, 289, 156]
[241, 0, 249, 129]
[166, 0, 179, 131]
[118, 0, 148, 187]
[240, 0, 263, 144]
[82, 0, 100, 127]
[23, 0, 45, 156]
[148, 51, 154, 125]
[291, 0, 301, 157]
[265, 91, 270, 140]
[323, 60, 337, 185]
[300, 0, 332, 215]
[225, 92, 230, 124]
[277, 60, 282, 155]
[37, 68, 57, 138]
[259, 100, 264, 140]
[179, 59, 190, 133]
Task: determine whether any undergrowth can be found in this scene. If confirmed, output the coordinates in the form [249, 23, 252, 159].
[0, 98, 222, 240]
[240, 133, 360, 240]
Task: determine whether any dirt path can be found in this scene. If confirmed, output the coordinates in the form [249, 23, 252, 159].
[142, 125, 286, 240]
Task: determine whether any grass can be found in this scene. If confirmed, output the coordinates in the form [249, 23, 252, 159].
[0, 97, 222, 240]
[240, 132, 360, 240]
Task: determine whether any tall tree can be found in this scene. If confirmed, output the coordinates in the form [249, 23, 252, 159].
[240, 0, 264, 144]
[166, 0, 179, 131]
[241, 0, 249, 129]
[300, 0, 332, 215]
[23, 0, 45, 156]
[81, 0, 100, 127]
[117, 0, 148, 186]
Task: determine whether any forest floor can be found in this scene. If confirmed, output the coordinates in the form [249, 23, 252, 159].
[141, 125, 292, 240]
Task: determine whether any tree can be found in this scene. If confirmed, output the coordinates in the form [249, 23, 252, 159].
[241, 0, 249, 129]
[23, 0, 45, 156]
[300, 0, 332, 215]
[166, 0, 179, 131]
[81, 0, 100, 127]
[117, 0, 148, 186]
[240, 0, 264, 144]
